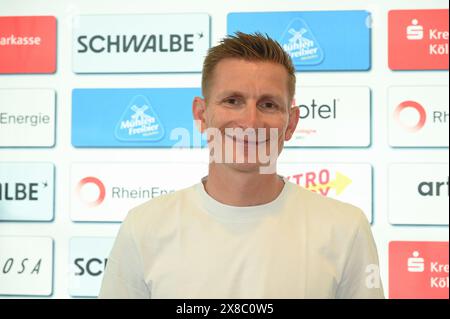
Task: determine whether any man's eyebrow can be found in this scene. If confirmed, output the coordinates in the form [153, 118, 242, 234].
[259, 94, 285, 102]
[216, 91, 284, 101]
[216, 91, 246, 99]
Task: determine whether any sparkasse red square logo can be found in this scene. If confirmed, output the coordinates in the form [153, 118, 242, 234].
[389, 241, 449, 299]
[0, 16, 56, 73]
[388, 9, 448, 70]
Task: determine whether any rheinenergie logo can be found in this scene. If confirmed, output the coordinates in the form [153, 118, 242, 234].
[76, 177, 106, 207]
[394, 100, 427, 132]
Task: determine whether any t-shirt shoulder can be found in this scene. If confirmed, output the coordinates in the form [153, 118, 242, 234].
[286, 181, 368, 229]
[125, 184, 196, 223]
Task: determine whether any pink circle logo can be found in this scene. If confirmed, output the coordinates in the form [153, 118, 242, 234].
[77, 177, 106, 207]
[394, 100, 427, 132]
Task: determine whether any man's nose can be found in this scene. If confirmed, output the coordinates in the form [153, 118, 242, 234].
[240, 102, 263, 129]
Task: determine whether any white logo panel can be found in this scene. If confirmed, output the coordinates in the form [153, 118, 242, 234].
[0, 236, 53, 296]
[388, 86, 449, 147]
[73, 14, 210, 73]
[0, 89, 55, 147]
[286, 86, 371, 147]
[69, 237, 115, 297]
[389, 163, 448, 225]
[0, 162, 54, 221]
[70, 162, 207, 222]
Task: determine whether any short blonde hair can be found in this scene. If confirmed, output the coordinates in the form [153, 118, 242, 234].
[201, 32, 296, 101]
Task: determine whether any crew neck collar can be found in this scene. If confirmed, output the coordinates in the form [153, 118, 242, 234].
[194, 175, 291, 221]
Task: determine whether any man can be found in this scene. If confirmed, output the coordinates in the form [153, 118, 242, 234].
[99, 32, 384, 299]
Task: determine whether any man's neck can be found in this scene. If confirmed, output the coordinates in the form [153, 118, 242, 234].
[203, 164, 285, 207]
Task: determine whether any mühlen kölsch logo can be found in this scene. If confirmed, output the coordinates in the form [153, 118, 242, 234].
[280, 18, 324, 66]
[115, 95, 165, 141]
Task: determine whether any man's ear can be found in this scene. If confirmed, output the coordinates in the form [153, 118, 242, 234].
[284, 104, 299, 141]
[192, 96, 207, 133]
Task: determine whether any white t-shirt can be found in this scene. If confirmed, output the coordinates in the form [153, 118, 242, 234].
[99, 177, 384, 299]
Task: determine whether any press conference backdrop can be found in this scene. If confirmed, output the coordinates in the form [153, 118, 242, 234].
[0, 0, 448, 299]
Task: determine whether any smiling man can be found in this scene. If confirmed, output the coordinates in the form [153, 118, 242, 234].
[99, 32, 384, 299]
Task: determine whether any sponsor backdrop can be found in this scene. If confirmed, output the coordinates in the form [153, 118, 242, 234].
[0, 0, 448, 299]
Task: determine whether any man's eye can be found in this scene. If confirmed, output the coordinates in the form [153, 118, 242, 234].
[224, 98, 240, 105]
[260, 102, 277, 109]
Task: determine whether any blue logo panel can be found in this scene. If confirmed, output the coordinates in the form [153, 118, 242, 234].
[227, 11, 371, 71]
[72, 88, 206, 147]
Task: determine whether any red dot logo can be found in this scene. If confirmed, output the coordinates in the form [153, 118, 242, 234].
[77, 177, 106, 207]
[394, 100, 427, 132]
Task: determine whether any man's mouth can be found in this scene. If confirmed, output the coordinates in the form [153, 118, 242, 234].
[224, 134, 269, 145]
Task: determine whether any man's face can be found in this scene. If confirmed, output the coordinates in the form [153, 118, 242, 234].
[194, 58, 299, 173]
